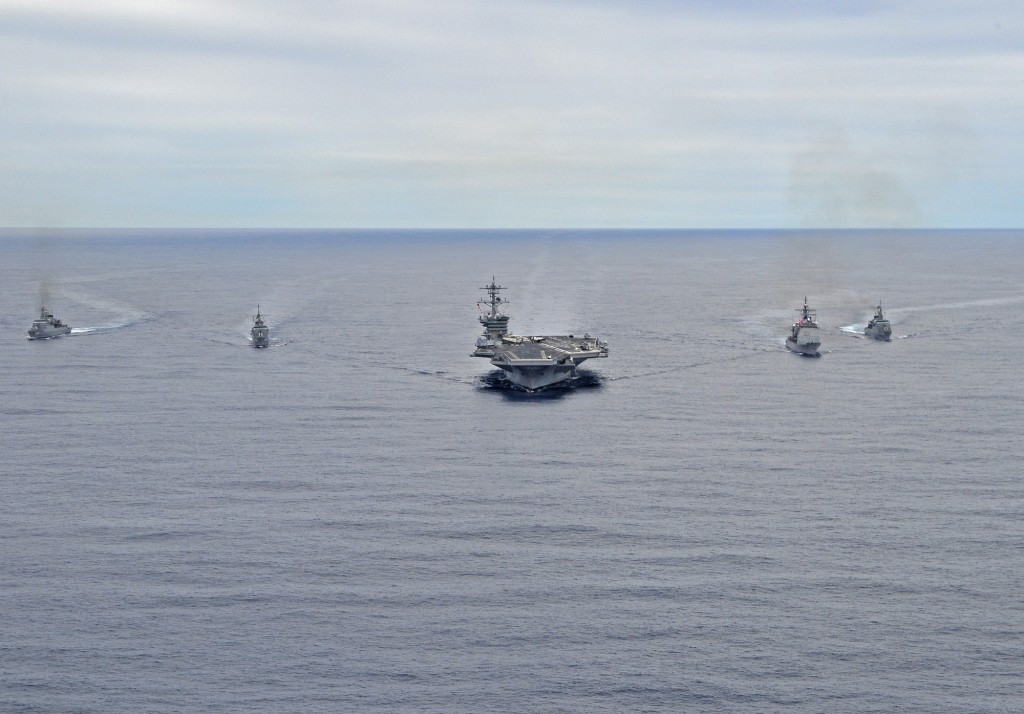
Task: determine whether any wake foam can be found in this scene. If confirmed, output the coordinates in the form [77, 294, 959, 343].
[69, 314, 155, 335]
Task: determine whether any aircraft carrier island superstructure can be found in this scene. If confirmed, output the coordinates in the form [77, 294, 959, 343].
[472, 278, 608, 392]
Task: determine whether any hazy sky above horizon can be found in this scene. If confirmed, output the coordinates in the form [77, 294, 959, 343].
[1, 1, 1021, 229]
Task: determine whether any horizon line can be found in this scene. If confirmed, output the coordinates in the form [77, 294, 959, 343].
[1, 226, 1021, 232]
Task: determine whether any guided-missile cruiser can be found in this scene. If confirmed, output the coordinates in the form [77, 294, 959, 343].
[472, 278, 608, 392]
[786, 297, 821, 356]
[864, 302, 892, 341]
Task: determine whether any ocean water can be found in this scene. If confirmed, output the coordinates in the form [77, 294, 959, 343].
[1, 228, 1022, 713]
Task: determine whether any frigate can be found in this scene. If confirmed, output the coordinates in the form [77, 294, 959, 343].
[27, 306, 71, 339]
[863, 302, 892, 341]
[472, 278, 608, 391]
[786, 297, 821, 356]
[251, 306, 270, 348]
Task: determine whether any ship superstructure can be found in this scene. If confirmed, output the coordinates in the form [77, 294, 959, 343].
[27, 306, 71, 339]
[473, 278, 510, 357]
[251, 305, 270, 348]
[472, 278, 608, 391]
[864, 302, 892, 341]
[786, 297, 821, 356]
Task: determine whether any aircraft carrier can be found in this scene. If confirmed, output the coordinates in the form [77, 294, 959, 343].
[472, 278, 608, 391]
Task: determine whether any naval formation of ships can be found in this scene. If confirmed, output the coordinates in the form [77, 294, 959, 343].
[785, 297, 891, 357]
[27, 285, 894, 389]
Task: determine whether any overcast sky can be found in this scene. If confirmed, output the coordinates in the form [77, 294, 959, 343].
[1, 0, 1020, 228]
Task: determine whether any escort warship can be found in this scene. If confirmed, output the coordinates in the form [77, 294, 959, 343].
[472, 278, 608, 391]
[251, 306, 270, 348]
[863, 302, 892, 341]
[786, 297, 821, 356]
[27, 306, 71, 339]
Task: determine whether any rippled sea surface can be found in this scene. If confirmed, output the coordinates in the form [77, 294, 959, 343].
[2, 229, 1023, 713]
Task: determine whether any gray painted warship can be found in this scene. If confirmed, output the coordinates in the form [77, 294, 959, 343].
[472, 278, 608, 391]
[786, 297, 821, 356]
[864, 302, 892, 341]
[27, 306, 71, 339]
[251, 306, 270, 347]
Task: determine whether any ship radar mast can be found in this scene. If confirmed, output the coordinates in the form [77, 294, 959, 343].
[479, 277, 507, 319]
[795, 296, 817, 324]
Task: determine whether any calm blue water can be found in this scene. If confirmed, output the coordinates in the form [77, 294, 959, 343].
[2, 229, 1022, 713]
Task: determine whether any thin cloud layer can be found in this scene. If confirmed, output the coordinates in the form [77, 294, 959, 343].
[1, 0, 1020, 227]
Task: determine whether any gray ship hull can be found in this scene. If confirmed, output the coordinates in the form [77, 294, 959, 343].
[490, 335, 608, 392]
[496, 363, 578, 391]
[786, 337, 820, 356]
[27, 325, 71, 339]
[864, 323, 891, 340]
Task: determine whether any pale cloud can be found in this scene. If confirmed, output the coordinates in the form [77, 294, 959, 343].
[0, 0, 1021, 227]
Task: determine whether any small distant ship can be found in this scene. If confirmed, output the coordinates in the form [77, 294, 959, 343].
[472, 278, 608, 392]
[864, 302, 892, 341]
[251, 306, 270, 348]
[786, 297, 821, 356]
[27, 306, 71, 339]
